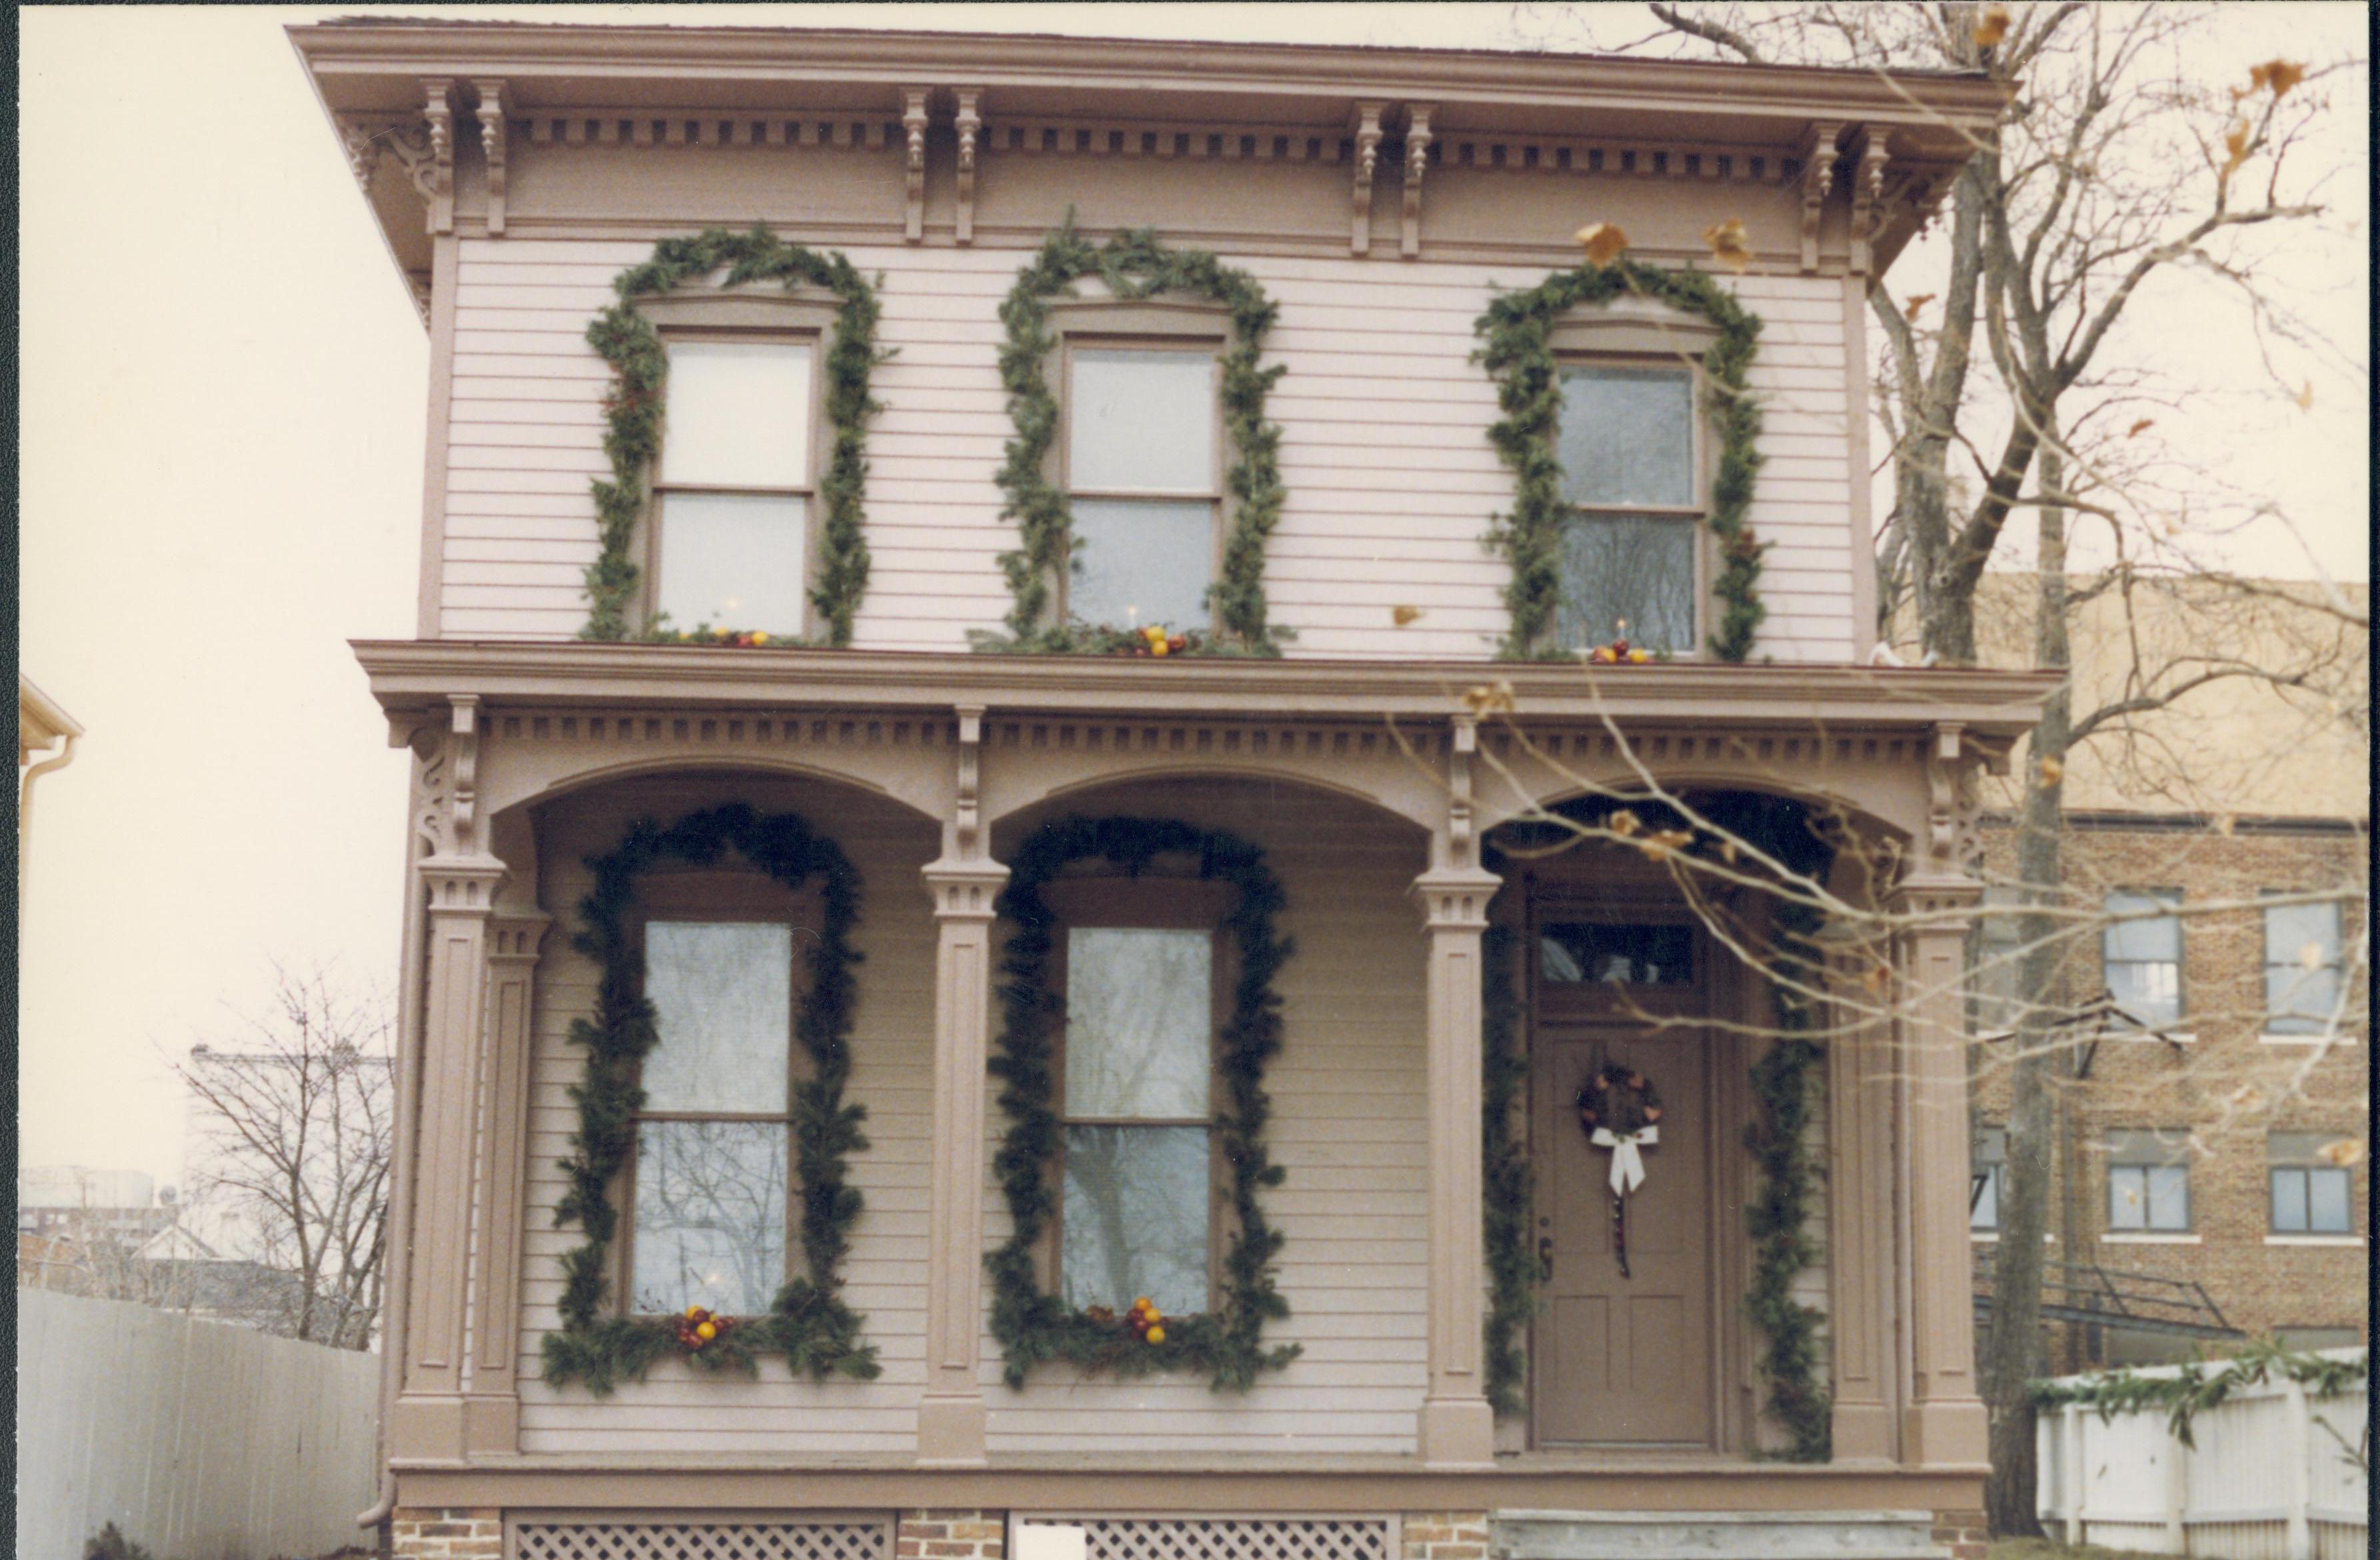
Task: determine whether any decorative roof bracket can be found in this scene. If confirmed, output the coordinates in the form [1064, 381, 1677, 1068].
[421, 79, 456, 235]
[1849, 130, 1893, 275]
[1401, 103, 1434, 258]
[1798, 121, 1842, 273]
[902, 87, 930, 243]
[954, 88, 982, 246]
[473, 79, 509, 235]
[1350, 101, 1384, 254]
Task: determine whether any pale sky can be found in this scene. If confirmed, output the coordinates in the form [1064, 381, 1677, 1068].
[17, 3, 2369, 1187]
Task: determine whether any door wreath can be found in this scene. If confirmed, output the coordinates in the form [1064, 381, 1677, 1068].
[1576, 1062, 1663, 1279]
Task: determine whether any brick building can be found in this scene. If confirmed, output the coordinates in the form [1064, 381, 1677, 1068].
[1957, 575, 2367, 1367]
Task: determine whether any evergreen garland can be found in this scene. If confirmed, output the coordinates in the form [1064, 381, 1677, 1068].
[1479, 923, 1536, 1418]
[1474, 259, 1768, 662]
[2027, 1339, 2367, 1448]
[580, 226, 886, 646]
[1744, 893, 1833, 1461]
[985, 815, 1301, 1389]
[541, 804, 882, 1395]
[982, 220, 1289, 656]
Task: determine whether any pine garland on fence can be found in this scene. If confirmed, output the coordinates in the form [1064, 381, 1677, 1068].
[1474, 259, 1767, 662]
[2028, 1339, 2369, 1448]
[981, 219, 1289, 656]
[541, 804, 881, 1394]
[580, 226, 886, 646]
[984, 815, 1300, 1390]
[1480, 921, 1536, 1418]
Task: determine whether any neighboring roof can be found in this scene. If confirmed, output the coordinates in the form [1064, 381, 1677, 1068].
[19, 674, 83, 755]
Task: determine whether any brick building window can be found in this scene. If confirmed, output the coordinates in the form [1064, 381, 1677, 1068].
[2268, 1131, 2357, 1235]
[2105, 1129, 2191, 1233]
[2262, 897, 2344, 1035]
[1969, 885, 2025, 1035]
[2103, 889, 2182, 1029]
[1971, 1125, 2006, 1231]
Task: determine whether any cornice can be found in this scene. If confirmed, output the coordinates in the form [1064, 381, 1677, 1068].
[353, 641, 2056, 738]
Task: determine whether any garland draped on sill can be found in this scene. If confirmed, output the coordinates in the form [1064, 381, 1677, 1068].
[1476, 793, 1834, 1456]
[580, 226, 885, 646]
[541, 804, 880, 1394]
[1474, 259, 1767, 663]
[2029, 1340, 2368, 1449]
[986, 816, 1300, 1389]
[982, 221, 1288, 656]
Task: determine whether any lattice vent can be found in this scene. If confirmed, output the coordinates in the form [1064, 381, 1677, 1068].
[1039, 1518, 1393, 1560]
[515, 1523, 887, 1560]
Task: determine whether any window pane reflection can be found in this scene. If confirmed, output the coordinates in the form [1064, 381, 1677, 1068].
[656, 493, 808, 634]
[1065, 929, 1211, 1118]
[1060, 1125, 1209, 1314]
[1069, 499, 1214, 629]
[660, 340, 811, 487]
[643, 921, 792, 1114]
[1070, 349, 1214, 493]
[1557, 367, 1694, 507]
[630, 1119, 786, 1315]
[1540, 923, 1693, 986]
[1554, 515, 1695, 653]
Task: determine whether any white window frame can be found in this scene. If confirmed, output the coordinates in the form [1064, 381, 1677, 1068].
[2104, 1128, 2193, 1237]
[2102, 888, 2184, 1033]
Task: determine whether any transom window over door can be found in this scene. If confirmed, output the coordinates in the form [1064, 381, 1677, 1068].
[1554, 364, 1700, 654]
[1059, 925, 1215, 1315]
[628, 918, 795, 1315]
[1065, 346, 1218, 631]
[653, 337, 814, 635]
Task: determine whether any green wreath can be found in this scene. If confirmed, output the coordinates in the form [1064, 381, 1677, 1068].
[985, 815, 1301, 1389]
[541, 804, 882, 1394]
[979, 219, 1289, 656]
[579, 225, 886, 646]
[1474, 258, 1767, 662]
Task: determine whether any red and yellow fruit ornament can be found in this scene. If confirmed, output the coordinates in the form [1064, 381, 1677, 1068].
[676, 1303, 736, 1351]
[1128, 1295, 1166, 1345]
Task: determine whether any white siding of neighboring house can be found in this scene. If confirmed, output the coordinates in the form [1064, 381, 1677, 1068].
[443, 241, 1861, 661]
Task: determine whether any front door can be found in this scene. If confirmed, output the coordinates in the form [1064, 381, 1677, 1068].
[1530, 916, 1718, 1447]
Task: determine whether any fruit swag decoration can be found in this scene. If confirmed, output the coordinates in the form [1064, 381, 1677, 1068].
[1474, 246, 1768, 663]
[541, 805, 881, 1394]
[986, 815, 1300, 1390]
[579, 226, 885, 647]
[1576, 1063, 1664, 1279]
[978, 217, 1289, 657]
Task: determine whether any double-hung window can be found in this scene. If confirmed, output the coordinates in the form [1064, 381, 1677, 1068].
[2268, 1131, 2357, 1235]
[627, 915, 797, 1316]
[2263, 897, 2344, 1035]
[650, 334, 817, 636]
[2103, 889, 2183, 1030]
[1969, 885, 2026, 1036]
[1971, 1125, 2007, 1232]
[1553, 362, 1702, 654]
[1054, 908, 1218, 1315]
[2105, 1129, 2191, 1234]
[1062, 342, 1221, 633]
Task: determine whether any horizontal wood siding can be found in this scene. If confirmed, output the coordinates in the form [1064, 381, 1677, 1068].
[443, 241, 1859, 659]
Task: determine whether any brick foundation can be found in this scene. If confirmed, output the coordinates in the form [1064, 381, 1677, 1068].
[897, 1510, 1005, 1560]
[1402, 1512, 1490, 1560]
[1931, 1508, 1989, 1560]
[392, 1509, 503, 1560]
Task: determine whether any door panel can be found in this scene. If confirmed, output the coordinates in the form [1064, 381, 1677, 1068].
[1533, 1028, 1714, 1446]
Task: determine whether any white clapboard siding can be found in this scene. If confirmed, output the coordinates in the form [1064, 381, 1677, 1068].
[443, 241, 1862, 661]
[515, 775, 1435, 1456]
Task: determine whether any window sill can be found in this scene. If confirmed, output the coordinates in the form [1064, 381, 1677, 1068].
[2264, 1233, 2365, 1247]
[2109, 1031, 2196, 1045]
[1969, 1232, 2056, 1243]
[2101, 1232, 2201, 1245]
[2259, 1032, 2361, 1047]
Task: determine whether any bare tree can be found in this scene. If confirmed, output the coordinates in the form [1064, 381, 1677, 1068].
[173, 965, 396, 1349]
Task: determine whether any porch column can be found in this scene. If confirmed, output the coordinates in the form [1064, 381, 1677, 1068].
[1889, 872, 1990, 1467]
[390, 850, 507, 1463]
[917, 707, 1004, 1467]
[463, 909, 549, 1455]
[1827, 933, 1901, 1461]
[1412, 863, 1502, 1469]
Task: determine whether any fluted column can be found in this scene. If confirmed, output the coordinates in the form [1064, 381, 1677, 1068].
[463, 909, 548, 1455]
[1891, 872, 1990, 1467]
[1412, 862, 1502, 1468]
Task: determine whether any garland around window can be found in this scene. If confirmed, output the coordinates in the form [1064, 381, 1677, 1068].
[983, 221, 1289, 656]
[541, 804, 881, 1395]
[580, 226, 885, 647]
[1474, 259, 1767, 663]
[986, 815, 1301, 1390]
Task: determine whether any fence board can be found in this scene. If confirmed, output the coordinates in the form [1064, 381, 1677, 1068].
[14, 1289, 381, 1560]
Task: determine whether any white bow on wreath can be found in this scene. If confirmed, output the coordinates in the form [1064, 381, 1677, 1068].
[1590, 1124, 1659, 1195]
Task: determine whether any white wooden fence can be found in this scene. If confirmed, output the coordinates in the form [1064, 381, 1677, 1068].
[2035, 1349, 2369, 1560]
[15, 1288, 381, 1560]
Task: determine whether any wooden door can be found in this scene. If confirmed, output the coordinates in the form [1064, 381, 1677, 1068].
[1532, 1025, 1715, 1446]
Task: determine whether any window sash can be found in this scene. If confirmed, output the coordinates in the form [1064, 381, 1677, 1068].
[2107, 1163, 2190, 1231]
[2264, 901, 2344, 1032]
[1554, 365, 1698, 509]
[2104, 890, 2183, 1026]
[1552, 513, 1698, 653]
[628, 1118, 789, 1317]
[657, 339, 814, 490]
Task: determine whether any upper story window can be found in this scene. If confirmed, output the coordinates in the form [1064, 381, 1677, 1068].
[2105, 1128, 2191, 1233]
[652, 337, 816, 636]
[2263, 897, 2344, 1035]
[628, 915, 797, 1315]
[1553, 360, 1702, 655]
[2103, 888, 2183, 1030]
[1971, 1125, 2007, 1232]
[1056, 909, 1219, 1316]
[2268, 1131, 2357, 1235]
[1064, 343, 1221, 632]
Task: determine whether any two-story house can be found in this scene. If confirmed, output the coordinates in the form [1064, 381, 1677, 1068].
[299, 22, 2057, 1560]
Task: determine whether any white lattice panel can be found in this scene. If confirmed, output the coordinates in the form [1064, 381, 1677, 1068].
[515, 1522, 888, 1560]
[1050, 1518, 1392, 1560]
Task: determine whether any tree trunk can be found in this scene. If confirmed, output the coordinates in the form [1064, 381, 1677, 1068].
[1980, 437, 2069, 1535]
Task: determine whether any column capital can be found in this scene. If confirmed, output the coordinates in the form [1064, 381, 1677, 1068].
[1411, 865, 1502, 930]
[923, 856, 1009, 922]
[421, 852, 507, 915]
[1886, 870, 1981, 920]
[485, 909, 550, 964]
